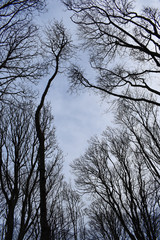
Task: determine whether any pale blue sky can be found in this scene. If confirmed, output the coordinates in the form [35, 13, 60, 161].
[36, 0, 160, 180]
[36, 0, 114, 180]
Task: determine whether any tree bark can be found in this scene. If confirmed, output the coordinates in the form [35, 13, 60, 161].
[35, 56, 59, 240]
[5, 202, 15, 240]
[35, 107, 51, 240]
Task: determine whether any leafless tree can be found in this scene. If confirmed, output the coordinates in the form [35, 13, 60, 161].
[0, 102, 39, 240]
[35, 21, 72, 240]
[63, 0, 160, 106]
[86, 199, 128, 240]
[71, 103, 160, 239]
[49, 182, 86, 240]
[62, 183, 86, 240]
[0, 0, 46, 102]
[116, 96, 160, 181]
[0, 102, 64, 240]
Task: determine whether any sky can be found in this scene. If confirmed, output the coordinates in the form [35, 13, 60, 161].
[35, 0, 114, 180]
[36, 0, 160, 180]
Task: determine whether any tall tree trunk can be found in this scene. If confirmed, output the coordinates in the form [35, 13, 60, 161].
[35, 57, 59, 240]
[34, 23, 69, 238]
[5, 203, 14, 240]
[35, 107, 51, 240]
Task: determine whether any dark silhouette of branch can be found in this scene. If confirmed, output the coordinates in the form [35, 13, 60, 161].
[35, 22, 72, 240]
[63, 0, 160, 105]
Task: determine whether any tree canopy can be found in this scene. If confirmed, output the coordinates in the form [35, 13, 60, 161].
[0, 0, 160, 239]
[63, 0, 160, 106]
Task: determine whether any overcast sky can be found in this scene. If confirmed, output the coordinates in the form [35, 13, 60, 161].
[36, 0, 159, 180]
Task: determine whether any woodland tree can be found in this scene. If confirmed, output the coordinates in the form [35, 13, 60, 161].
[116, 96, 160, 181]
[35, 21, 72, 240]
[63, 0, 160, 106]
[0, 102, 63, 240]
[0, 0, 46, 102]
[62, 2, 160, 237]
[71, 98, 160, 240]
[49, 182, 86, 240]
[86, 199, 128, 240]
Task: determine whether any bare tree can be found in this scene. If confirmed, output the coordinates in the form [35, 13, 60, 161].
[116, 96, 160, 181]
[0, 0, 46, 102]
[71, 105, 160, 239]
[49, 182, 86, 240]
[86, 199, 127, 240]
[63, 0, 160, 106]
[0, 102, 64, 240]
[0, 102, 39, 240]
[62, 183, 86, 240]
[35, 21, 72, 240]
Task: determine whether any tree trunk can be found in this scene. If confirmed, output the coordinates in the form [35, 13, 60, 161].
[35, 108, 51, 240]
[5, 203, 14, 240]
